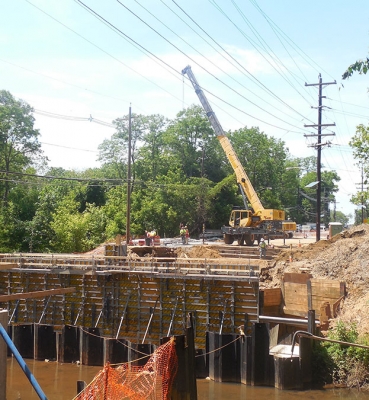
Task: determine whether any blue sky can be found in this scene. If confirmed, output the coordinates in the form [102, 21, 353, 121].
[1, 0, 369, 221]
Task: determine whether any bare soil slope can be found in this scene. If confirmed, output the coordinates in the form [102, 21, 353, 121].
[261, 224, 369, 337]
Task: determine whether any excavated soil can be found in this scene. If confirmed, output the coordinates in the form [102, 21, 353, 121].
[89, 225, 369, 337]
[261, 224, 369, 338]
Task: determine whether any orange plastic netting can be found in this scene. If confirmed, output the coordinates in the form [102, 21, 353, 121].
[74, 338, 178, 400]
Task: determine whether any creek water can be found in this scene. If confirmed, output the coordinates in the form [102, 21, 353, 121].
[6, 357, 368, 400]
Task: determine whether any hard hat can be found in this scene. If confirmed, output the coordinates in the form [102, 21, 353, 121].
[260, 238, 264, 242]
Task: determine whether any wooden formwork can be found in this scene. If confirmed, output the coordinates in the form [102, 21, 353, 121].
[281, 272, 345, 319]
[0, 254, 259, 348]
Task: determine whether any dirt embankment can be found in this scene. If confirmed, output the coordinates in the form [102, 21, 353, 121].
[89, 225, 369, 337]
[261, 224, 369, 337]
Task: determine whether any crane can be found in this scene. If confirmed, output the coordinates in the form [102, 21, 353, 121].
[182, 65, 296, 245]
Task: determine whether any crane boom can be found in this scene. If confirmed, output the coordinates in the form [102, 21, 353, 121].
[182, 65, 281, 220]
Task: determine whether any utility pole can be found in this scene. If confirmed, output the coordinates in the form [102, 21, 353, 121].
[126, 106, 132, 252]
[356, 164, 367, 224]
[305, 74, 336, 242]
[333, 199, 339, 222]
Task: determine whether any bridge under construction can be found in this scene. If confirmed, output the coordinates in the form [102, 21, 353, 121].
[0, 246, 261, 347]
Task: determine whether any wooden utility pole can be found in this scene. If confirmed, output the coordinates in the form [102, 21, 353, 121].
[304, 74, 336, 241]
[356, 164, 367, 223]
[126, 106, 132, 251]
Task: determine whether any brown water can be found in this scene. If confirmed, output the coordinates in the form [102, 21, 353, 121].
[6, 357, 368, 400]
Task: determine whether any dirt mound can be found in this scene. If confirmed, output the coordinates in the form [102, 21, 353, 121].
[264, 224, 369, 337]
[174, 245, 221, 259]
[187, 246, 222, 259]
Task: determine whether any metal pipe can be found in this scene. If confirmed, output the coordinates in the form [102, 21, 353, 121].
[115, 292, 131, 339]
[291, 330, 369, 356]
[38, 296, 51, 324]
[167, 297, 179, 337]
[259, 315, 320, 325]
[142, 296, 159, 344]
[0, 323, 48, 400]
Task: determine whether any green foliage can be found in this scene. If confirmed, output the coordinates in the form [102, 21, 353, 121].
[349, 124, 369, 164]
[229, 127, 287, 208]
[330, 210, 351, 226]
[0, 90, 44, 207]
[311, 341, 334, 387]
[342, 58, 369, 80]
[0, 203, 18, 252]
[323, 322, 369, 388]
[50, 194, 107, 253]
[163, 105, 215, 178]
[0, 90, 346, 251]
[103, 186, 127, 239]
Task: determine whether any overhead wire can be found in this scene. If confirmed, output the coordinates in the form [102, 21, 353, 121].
[210, 0, 315, 106]
[73, 0, 309, 133]
[41, 142, 99, 153]
[0, 58, 132, 106]
[23, 0, 186, 112]
[131, 0, 305, 125]
[34, 109, 115, 127]
[113, 0, 310, 131]
[170, 0, 315, 126]
[324, 85, 359, 186]
[248, 0, 335, 81]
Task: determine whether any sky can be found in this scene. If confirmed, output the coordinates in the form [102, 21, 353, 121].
[1, 0, 369, 222]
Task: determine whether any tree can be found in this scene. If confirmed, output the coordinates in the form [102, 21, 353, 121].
[163, 105, 215, 178]
[135, 114, 168, 181]
[229, 127, 288, 209]
[330, 210, 351, 227]
[342, 58, 369, 80]
[0, 90, 44, 206]
[299, 168, 340, 226]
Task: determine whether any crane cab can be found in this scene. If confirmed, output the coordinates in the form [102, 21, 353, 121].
[229, 208, 261, 228]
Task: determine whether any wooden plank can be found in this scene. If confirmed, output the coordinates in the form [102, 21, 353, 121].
[261, 288, 282, 307]
[0, 287, 75, 302]
[283, 283, 307, 302]
[282, 307, 308, 318]
[0, 263, 18, 270]
[283, 272, 312, 284]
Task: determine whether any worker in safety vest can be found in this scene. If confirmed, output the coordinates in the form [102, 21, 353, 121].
[180, 226, 187, 245]
[259, 238, 267, 259]
[149, 229, 156, 245]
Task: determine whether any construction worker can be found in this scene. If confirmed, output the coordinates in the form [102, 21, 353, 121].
[180, 226, 186, 245]
[259, 238, 267, 259]
[185, 226, 189, 244]
[149, 229, 156, 246]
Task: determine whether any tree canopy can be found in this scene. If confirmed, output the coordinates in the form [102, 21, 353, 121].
[0, 93, 348, 252]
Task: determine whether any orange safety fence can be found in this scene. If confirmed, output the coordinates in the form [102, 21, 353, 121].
[74, 337, 178, 400]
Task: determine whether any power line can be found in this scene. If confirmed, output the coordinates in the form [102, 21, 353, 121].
[22, 0, 185, 111]
[248, 0, 335, 81]
[113, 0, 310, 131]
[131, 0, 304, 125]
[73, 0, 307, 133]
[171, 0, 314, 127]
[40, 142, 98, 153]
[209, 0, 315, 106]
[34, 109, 115, 127]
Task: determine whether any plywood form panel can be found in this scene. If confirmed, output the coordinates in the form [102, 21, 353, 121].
[283, 282, 308, 311]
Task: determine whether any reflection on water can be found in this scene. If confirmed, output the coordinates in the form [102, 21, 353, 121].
[6, 357, 368, 400]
